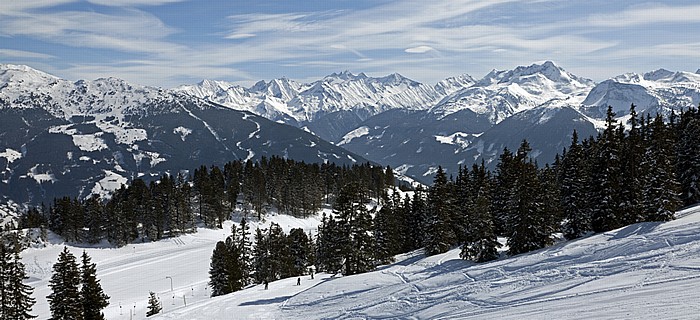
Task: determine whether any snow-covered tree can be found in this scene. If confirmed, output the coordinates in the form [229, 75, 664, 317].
[146, 291, 161, 317]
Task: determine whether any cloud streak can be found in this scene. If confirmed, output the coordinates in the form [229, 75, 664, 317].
[3, 0, 700, 87]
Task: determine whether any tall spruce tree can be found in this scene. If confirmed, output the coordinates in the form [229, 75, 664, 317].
[1, 241, 36, 319]
[460, 162, 500, 262]
[7, 248, 37, 319]
[641, 114, 682, 221]
[591, 107, 625, 232]
[80, 251, 109, 320]
[560, 131, 592, 239]
[424, 167, 457, 255]
[676, 108, 700, 206]
[505, 141, 554, 256]
[47, 247, 83, 320]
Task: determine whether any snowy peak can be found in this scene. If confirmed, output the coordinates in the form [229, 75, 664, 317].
[583, 67, 700, 115]
[179, 71, 462, 124]
[430, 61, 594, 123]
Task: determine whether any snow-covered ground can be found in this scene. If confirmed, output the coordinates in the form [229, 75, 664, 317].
[23, 205, 700, 319]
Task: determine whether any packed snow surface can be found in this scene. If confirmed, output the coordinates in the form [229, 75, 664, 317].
[22, 205, 700, 320]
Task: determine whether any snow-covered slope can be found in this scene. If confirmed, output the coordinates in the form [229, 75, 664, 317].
[430, 61, 594, 123]
[0, 64, 367, 205]
[583, 69, 700, 116]
[21, 205, 700, 320]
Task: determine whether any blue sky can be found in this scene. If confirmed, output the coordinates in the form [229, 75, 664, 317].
[1, 0, 699, 87]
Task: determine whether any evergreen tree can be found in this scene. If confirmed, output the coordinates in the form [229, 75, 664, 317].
[505, 141, 554, 256]
[560, 131, 592, 239]
[333, 182, 376, 275]
[237, 217, 253, 286]
[460, 163, 500, 262]
[0, 241, 34, 319]
[288, 228, 311, 276]
[208, 241, 232, 297]
[641, 115, 682, 221]
[619, 104, 645, 224]
[591, 107, 625, 232]
[80, 251, 109, 320]
[146, 291, 161, 317]
[47, 247, 83, 320]
[676, 108, 700, 206]
[82, 196, 105, 244]
[424, 166, 457, 255]
[7, 248, 37, 319]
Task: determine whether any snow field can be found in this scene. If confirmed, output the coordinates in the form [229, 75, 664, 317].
[23, 205, 700, 320]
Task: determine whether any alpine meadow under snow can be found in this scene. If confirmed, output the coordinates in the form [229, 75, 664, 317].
[16, 205, 700, 320]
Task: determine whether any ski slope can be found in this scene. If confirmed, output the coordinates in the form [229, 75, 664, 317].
[23, 205, 700, 319]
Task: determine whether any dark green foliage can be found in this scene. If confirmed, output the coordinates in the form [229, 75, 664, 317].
[591, 107, 626, 232]
[424, 167, 457, 255]
[209, 224, 246, 297]
[0, 241, 36, 319]
[560, 131, 592, 239]
[459, 163, 500, 262]
[675, 108, 700, 205]
[641, 115, 681, 221]
[146, 291, 161, 317]
[47, 247, 83, 320]
[504, 141, 555, 256]
[80, 251, 109, 320]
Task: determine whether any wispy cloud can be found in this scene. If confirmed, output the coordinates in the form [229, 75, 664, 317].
[587, 4, 700, 28]
[0, 49, 54, 59]
[4, 0, 700, 87]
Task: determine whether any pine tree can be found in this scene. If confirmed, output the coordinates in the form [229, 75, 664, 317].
[591, 107, 625, 232]
[619, 104, 645, 224]
[288, 228, 311, 276]
[560, 131, 592, 239]
[237, 217, 253, 286]
[505, 141, 554, 256]
[7, 248, 37, 319]
[641, 115, 682, 221]
[209, 241, 231, 297]
[47, 247, 83, 320]
[676, 108, 700, 206]
[424, 166, 457, 255]
[0, 241, 10, 317]
[460, 163, 500, 262]
[333, 182, 376, 275]
[80, 251, 109, 320]
[146, 291, 161, 317]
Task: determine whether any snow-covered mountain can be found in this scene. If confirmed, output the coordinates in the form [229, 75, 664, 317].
[0, 64, 367, 205]
[582, 68, 700, 117]
[175, 70, 474, 141]
[430, 61, 594, 123]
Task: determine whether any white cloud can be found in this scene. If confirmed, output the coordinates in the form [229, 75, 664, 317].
[0, 49, 54, 59]
[86, 0, 188, 6]
[226, 33, 256, 40]
[588, 4, 700, 28]
[405, 46, 434, 54]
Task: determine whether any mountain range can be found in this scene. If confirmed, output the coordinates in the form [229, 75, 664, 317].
[178, 61, 700, 182]
[0, 64, 366, 205]
[3, 61, 700, 205]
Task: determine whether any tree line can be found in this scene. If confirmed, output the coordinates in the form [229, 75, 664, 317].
[20, 158, 393, 247]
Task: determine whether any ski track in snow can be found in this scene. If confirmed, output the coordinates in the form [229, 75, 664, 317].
[20, 205, 700, 320]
